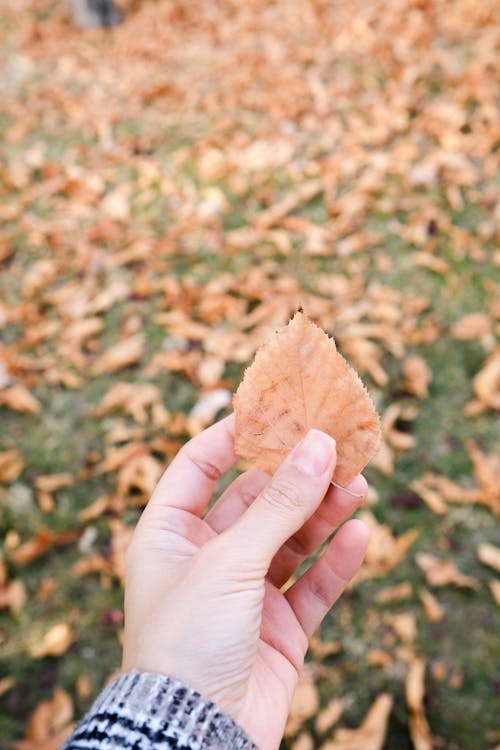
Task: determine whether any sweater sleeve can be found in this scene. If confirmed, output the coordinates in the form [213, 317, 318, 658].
[62, 670, 258, 750]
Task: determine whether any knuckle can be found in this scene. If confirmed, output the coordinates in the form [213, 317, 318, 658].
[260, 478, 303, 514]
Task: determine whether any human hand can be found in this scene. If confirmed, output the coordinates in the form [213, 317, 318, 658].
[122, 414, 370, 750]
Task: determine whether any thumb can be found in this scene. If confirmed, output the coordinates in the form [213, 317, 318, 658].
[224, 429, 336, 569]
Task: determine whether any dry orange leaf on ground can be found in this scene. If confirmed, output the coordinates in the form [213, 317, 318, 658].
[30, 623, 73, 658]
[406, 659, 433, 750]
[233, 311, 381, 486]
[320, 693, 393, 750]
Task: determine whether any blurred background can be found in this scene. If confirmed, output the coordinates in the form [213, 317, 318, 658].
[0, 1, 499, 748]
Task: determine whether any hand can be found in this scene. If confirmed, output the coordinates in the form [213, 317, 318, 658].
[122, 414, 370, 750]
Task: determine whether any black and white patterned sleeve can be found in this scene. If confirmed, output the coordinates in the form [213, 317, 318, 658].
[62, 670, 258, 750]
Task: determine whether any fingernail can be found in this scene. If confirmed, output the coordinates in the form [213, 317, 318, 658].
[292, 429, 336, 477]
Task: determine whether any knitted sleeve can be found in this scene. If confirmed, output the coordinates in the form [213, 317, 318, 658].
[62, 670, 258, 750]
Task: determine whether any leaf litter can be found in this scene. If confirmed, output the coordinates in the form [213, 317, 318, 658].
[0, 0, 499, 746]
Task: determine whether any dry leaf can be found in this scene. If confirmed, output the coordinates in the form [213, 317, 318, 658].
[402, 355, 432, 398]
[0, 384, 42, 414]
[419, 588, 445, 622]
[466, 440, 500, 515]
[0, 676, 15, 697]
[0, 578, 27, 614]
[384, 612, 417, 644]
[12, 686, 74, 750]
[478, 543, 500, 574]
[451, 313, 492, 340]
[234, 312, 381, 486]
[93, 382, 163, 424]
[91, 334, 145, 376]
[0, 449, 24, 483]
[187, 388, 232, 436]
[406, 659, 433, 750]
[10, 527, 80, 566]
[375, 582, 412, 604]
[416, 553, 481, 590]
[320, 693, 393, 750]
[488, 580, 500, 606]
[473, 349, 500, 411]
[315, 698, 343, 735]
[291, 732, 315, 750]
[30, 623, 73, 658]
[357, 511, 418, 579]
[285, 669, 320, 737]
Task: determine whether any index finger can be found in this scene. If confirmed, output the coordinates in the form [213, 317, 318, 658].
[148, 413, 238, 517]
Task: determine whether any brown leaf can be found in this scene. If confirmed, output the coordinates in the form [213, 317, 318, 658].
[478, 543, 500, 574]
[315, 698, 343, 735]
[466, 440, 500, 515]
[10, 527, 79, 566]
[30, 623, 73, 658]
[0, 578, 27, 614]
[187, 388, 232, 436]
[406, 659, 433, 750]
[357, 511, 418, 579]
[12, 686, 74, 749]
[402, 355, 432, 398]
[91, 334, 145, 375]
[416, 553, 481, 590]
[285, 669, 320, 737]
[473, 349, 500, 411]
[0, 449, 24, 483]
[93, 382, 163, 424]
[489, 580, 500, 606]
[384, 612, 417, 644]
[451, 313, 492, 340]
[234, 312, 381, 486]
[320, 693, 393, 750]
[419, 588, 445, 623]
[375, 582, 412, 604]
[0, 676, 15, 697]
[0, 384, 42, 414]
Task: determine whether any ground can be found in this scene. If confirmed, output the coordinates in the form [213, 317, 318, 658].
[0, 1, 499, 748]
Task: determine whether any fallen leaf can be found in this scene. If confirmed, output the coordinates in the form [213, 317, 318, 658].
[472, 349, 500, 411]
[285, 668, 320, 737]
[0, 676, 15, 697]
[419, 588, 445, 623]
[234, 312, 381, 486]
[0, 449, 24, 483]
[406, 659, 433, 750]
[291, 732, 314, 750]
[0, 384, 42, 414]
[0, 578, 27, 614]
[451, 313, 492, 340]
[320, 693, 393, 750]
[12, 686, 74, 750]
[375, 582, 413, 604]
[478, 543, 500, 574]
[384, 612, 417, 644]
[187, 388, 232, 436]
[466, 440, 500, 515]
[402, 355, 432, 398]
[357, 511, 418, 579]
[10, 527, 79, 566]
[30, 623, 73, 658]
[91, 334, 145, 375]
[489, 580, 500, 606]
[315, 698, 343, 735]
[415, 553, 481, 590]
[93, 382, 163, 424]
